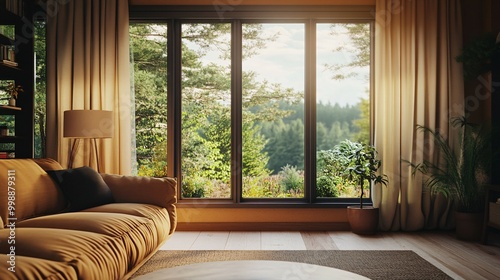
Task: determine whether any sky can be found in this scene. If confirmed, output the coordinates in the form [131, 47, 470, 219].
[185, 23, 370, 106]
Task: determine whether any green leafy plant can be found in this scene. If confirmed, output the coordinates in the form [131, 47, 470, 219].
[406, 117, 493, 213]
[317, 140, 387, 200]
[344, 140, 388, 208]
[456, 33, 500, 80]
[4, 82, 23, 100]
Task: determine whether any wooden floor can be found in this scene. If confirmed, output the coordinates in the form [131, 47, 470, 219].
[160, 230, 500, 280]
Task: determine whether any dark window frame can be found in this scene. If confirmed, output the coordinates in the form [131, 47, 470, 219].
[130, 5, 375, 208]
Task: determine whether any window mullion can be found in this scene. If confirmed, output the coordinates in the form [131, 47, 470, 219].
[170, 20, 182, 186]
[231, 20, 243, 203]
[305, 20, 317, 203]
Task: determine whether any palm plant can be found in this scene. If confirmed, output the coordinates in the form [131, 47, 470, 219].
[407, 117, 492, 213]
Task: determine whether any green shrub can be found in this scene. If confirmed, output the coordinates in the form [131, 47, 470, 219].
[316, 176, 339, 197]
[181, 176, 206, 198]
[278, 165, 303, 192]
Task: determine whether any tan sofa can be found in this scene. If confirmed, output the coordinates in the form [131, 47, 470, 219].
[0, 158, 177, 280]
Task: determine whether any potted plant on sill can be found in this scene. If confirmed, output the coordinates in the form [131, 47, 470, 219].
[340, 140, 388, 235]
[407, 117, 493, 241]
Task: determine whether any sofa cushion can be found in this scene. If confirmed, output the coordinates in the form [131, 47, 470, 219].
[16, 210, 164, 268]
[101, 174, 177, 233]
[84, 203, 172, 242]
[47, 166, 114, 212]
[32, 158, 64, 171]
[0, 255, 77, 280]
[0, 228, 129, 280]
[0, 159, 67, 225]
[16, 212, 151, 236]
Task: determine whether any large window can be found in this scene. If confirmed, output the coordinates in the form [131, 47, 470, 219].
[130, 6, 374, 205]
[130, 23, 169, 176]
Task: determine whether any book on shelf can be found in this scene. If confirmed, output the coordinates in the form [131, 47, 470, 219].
[0, 45, 16, 64]
[0, 151, 13, 159]
[5, 0, 24, 17]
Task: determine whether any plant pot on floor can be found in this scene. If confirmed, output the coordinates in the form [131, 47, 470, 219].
[347, 206, 379, 235]
[455, 211, 484, 241]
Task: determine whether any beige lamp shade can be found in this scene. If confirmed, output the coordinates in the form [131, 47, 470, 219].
[64, 110, 114, 139]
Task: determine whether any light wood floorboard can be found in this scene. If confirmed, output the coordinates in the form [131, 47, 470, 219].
[160, 230, 500, 280]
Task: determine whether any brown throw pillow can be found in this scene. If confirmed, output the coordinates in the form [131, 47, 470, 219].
[47, 166, 114, 212]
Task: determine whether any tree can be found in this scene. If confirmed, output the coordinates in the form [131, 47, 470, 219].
[324, 23, 371, 81]
[34, 21, 47, 158]
[130, 24, 168, 174]
[322, 23, 371, 146]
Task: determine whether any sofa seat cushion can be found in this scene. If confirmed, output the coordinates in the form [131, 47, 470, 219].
[83, 203, 171, 242]
[16, 212, 151, 237]
[0, 254, 77, 280]
[15, 209, 166, 268]
[0, 228, 129, 280]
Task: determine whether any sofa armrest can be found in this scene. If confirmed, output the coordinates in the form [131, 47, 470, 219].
[100, 174, 177, 231]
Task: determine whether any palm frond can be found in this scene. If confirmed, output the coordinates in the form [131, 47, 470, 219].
[406, 117, 491, 212]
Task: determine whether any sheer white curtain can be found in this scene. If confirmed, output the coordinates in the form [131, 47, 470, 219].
[46, 0, 132, 175]
[373, 0, 464, 231]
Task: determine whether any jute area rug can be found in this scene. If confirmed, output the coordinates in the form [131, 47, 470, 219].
[131, 250, 452, 280]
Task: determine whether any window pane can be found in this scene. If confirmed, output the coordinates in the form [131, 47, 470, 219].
[315, 23, 371, 198]
[130, 23, 168, 177]
[242, 23, 305, 199]
[181, 23, 232, 199]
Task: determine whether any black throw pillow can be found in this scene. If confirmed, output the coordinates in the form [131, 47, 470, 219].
[47, 166, 114, 212]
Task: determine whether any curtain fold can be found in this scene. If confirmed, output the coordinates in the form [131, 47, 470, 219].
[373, 0, 464, 231]
[46, 0, 131, 175]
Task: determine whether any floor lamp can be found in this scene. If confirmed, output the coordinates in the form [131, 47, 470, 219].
[63, 110, 114, 172]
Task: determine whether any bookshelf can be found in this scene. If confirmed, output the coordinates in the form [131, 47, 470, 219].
[0, 0, 34, 158]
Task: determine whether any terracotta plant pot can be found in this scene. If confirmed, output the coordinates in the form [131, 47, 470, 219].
[455, 211, 484, 241]
[347, 206, 379, 235]
[8, 98, 15, 106]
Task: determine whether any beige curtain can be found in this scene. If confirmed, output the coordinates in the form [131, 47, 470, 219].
[373, 0, 464, 231]
[46, 0, 131, 175]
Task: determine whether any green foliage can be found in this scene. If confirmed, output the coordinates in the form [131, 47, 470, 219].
[346, 141, 388, 207]
[242, 122, 271, 177]
[456, 33, 500, 80]
[317, 140, 387, 204]
[354, 98, 370, 144]
[242, 174, 303, 198]
[325, 23, 371, 81]
[137, 140, 168, 177]
[34, 21, 47, 158]
[130, 24, 168, 168]
[181, 176, 207, 198]
[406, 117, 493, 213]
[316, 176, 339, 197]
[278, 165, 303, 192]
